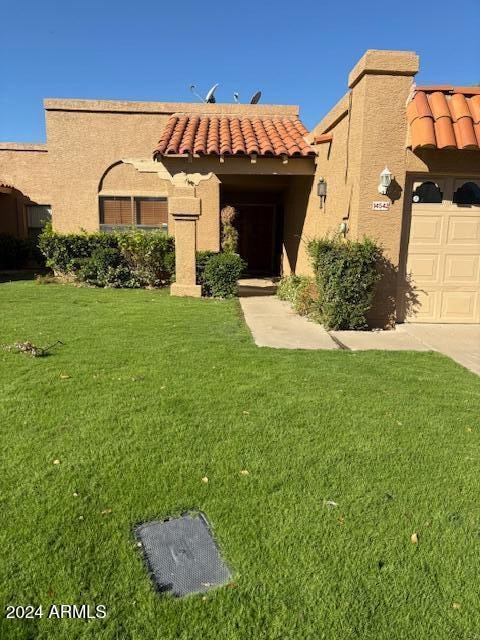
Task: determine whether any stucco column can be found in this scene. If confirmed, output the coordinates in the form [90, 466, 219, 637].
[170, 196, 202, 297]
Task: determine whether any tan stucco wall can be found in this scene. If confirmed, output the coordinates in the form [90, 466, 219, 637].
[289, 50, 420, 324]
[0, 144, 50, 237]
[46, 107, 173, 233]
[0, 144, 50, 204]
[43, 99, 299, 250]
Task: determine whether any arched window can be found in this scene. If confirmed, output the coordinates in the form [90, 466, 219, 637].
[412, 181, 443, 204]
[453, 181, 480, 206]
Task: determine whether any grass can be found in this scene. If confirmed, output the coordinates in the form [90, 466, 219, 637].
[0, 279, 479, 640]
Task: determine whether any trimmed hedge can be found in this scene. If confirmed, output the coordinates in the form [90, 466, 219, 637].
[39, 224, 175, 288]
[39, 225, 245, 296]
[308, 235, 382, 330]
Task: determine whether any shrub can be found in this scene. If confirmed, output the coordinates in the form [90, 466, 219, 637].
[196, 250, 218, 296]
[203, 252, 245, 298]
[277, 274, 319, 317]
[115, 229, 175, 287]
[38, 224, 175, 288]
[308, 235, 382, 330]
[0, 234, 31, 269]
[39, 223, 116, 274]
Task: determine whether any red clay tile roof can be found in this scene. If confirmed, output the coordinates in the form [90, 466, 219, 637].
[153, 114, 315, 158]
[407, 86, 480, 151]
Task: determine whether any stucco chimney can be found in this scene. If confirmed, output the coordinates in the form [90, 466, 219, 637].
[348, 49, 419, 89]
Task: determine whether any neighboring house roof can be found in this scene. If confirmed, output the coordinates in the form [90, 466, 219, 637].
[153, 114, 315, 158]
[407, 86, 480, 151]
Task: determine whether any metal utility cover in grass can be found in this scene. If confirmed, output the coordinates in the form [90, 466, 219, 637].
[135, 512, 231, 597]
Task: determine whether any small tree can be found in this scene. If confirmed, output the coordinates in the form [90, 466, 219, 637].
[220, 205, 239, 253]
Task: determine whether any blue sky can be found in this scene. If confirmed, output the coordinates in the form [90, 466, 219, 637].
[1, 0, 479, 141]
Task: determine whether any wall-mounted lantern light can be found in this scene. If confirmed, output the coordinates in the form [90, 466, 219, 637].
[317, 178, 327, 208]
[378, 167, 393, 195]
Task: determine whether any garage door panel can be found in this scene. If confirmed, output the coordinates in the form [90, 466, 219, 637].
[440, 291, 478, 322]
[414, 290, 440, 321]
[444, 255, 479, 283]
[409, 216, 444, 245]
[406, 176, 480, 324]
[447, 217, 480, 245]
[407, 254, 441, 282]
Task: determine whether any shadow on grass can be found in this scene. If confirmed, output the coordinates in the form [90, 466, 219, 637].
[0, 269, 48, 284]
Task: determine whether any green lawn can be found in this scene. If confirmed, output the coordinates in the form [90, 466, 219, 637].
[1, 280, 479, 640]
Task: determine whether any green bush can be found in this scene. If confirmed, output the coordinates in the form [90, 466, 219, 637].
[39, 223, 116, 274]
[38, 224, 175, 288]
[196, 250, 218, 296]
[0, 234, 32, 269]
[277, 274, 319, 317]
[308, 235, 382, 330]
[115, 229, 175, 287]
[203, 252, 245, 298]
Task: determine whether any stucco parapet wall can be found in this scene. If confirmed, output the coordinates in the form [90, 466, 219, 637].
[348, 50, 419, 88]
[43, 98, 299, 118]
[308, 92, 350, 138]
[0, 142, 47, 152]
[169, 197, 201, 217]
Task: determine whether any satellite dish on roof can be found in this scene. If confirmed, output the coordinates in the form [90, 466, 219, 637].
[189, 83, 220, 103]
[250, 91, 262, 104]
[233, 92, 240, 103]
[205, 83, 219, 103]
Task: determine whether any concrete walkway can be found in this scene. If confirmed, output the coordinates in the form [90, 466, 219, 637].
[401, 324, 480, 375]
[239, 286, 336, 349]
[238, 280, 480, 374]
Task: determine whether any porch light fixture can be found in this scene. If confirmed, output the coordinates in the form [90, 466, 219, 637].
[317, 178, 327, 209]
[378, 167, 393, 195]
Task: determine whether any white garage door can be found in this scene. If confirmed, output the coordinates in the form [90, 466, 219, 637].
[406, 177, 480, 323]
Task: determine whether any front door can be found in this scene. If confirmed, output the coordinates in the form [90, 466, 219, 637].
[234, 204, 276, 275]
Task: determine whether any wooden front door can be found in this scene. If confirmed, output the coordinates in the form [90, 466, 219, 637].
[234, 204, 276, 275]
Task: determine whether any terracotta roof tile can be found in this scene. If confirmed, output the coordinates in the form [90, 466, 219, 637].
[407, 87, 480, 150]
[153, 114, 315, 158]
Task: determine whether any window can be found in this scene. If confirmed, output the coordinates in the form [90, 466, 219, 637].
[135, 197, 168, 229]
[412, 181, 443, 204]
[453, 181, 480, 206]
[100, 197, 133, 227]
[27, 205, 51, 241]
[99, 196, 168, 231]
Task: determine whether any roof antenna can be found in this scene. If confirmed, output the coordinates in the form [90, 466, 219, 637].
[233, 92, 240, 103]
[190, 85, 204, 102]
[250, 91, 262, 104]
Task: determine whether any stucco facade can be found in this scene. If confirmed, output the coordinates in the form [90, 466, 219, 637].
[1, 49, 479, 323]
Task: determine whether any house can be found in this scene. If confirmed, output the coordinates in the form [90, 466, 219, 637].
[1, 49, 479, 324]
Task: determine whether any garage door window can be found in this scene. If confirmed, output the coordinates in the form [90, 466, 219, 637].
[412, 181, 443, 204]
[453, 181, 480, 206]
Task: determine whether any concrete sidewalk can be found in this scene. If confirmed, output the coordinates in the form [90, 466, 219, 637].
[239, 295, 337, 349]
[238, 281, 480, 374]
[402, 324, 480, 375]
